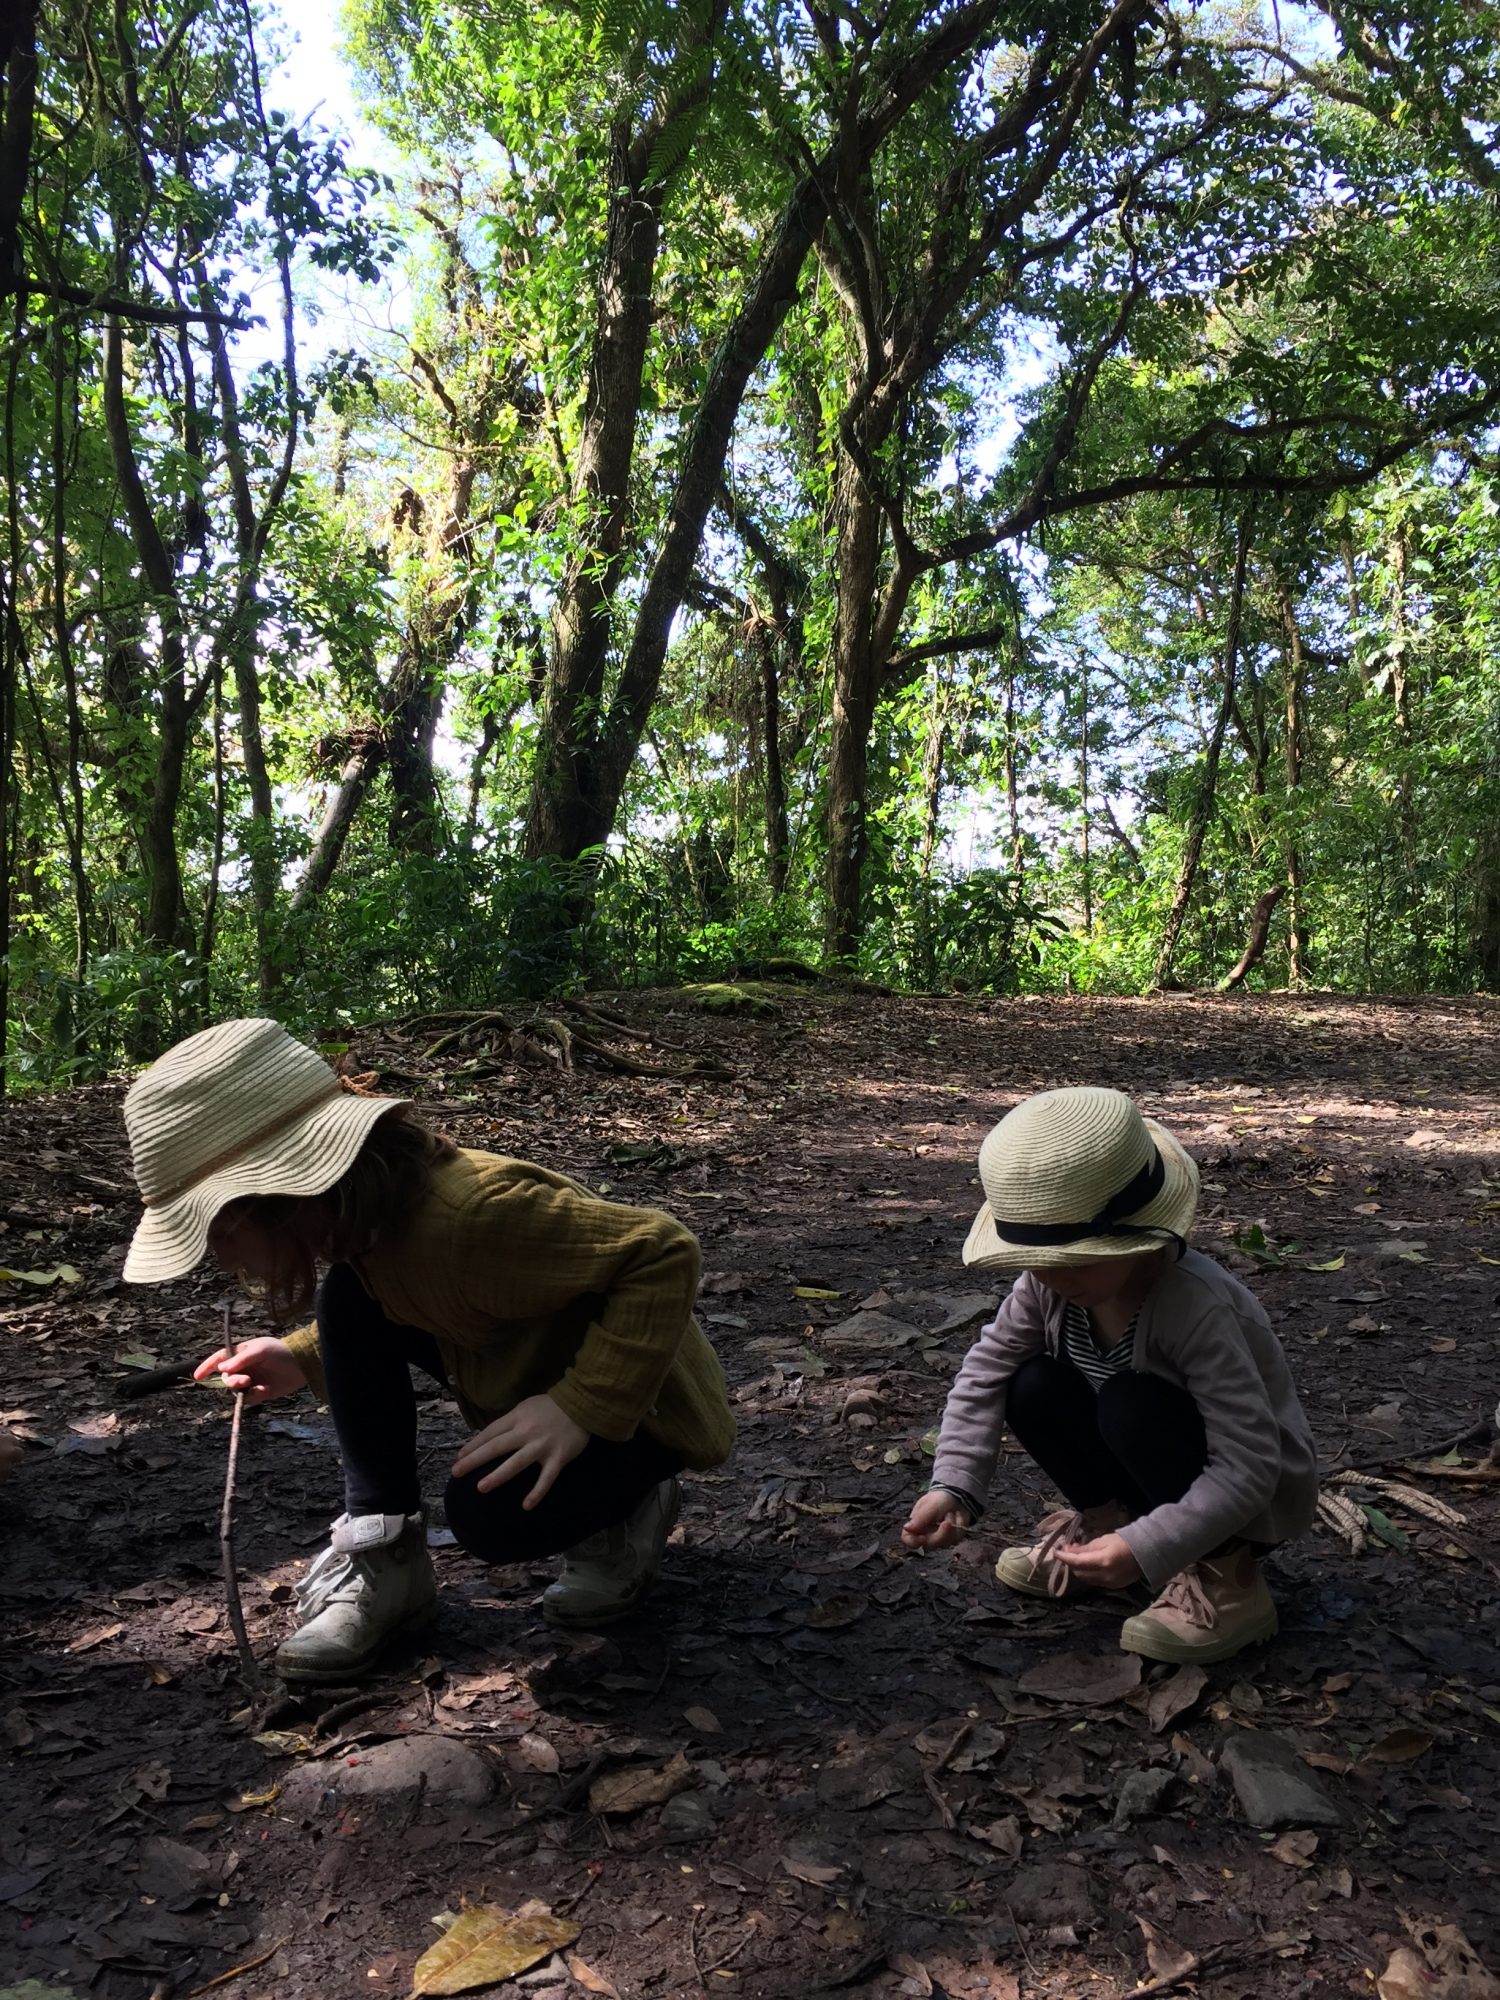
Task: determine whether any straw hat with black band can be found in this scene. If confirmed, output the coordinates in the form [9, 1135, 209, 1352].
[963, 1086, 1199, 1272]
[122, 1018, 410, 1285]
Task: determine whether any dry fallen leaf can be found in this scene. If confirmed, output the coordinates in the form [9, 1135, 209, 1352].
[1137, 1916, 1196, 1984]
[65, 1621, 124, 1654]
[1147, 1665, 1208, 1734]
[514, 1732, 560, 1774]
[1268, 1829, 1319, 1868]
[922, 1954, 1020, 2000]
[408, 1905, 579, 1997]
[588, 1751, 693, 1816]
[1377, 1918, 1500, 2000]
[1016, 1649, 1144, 1706]
[969, 1816, 1023, 1860]
[801, 1593, 868, 1631]
[1363, 1726, 1435, 1765]
[567, 1955, 621, 1998]
[781, 1854, 842, 1886]
[683, 1705, 722, 1735]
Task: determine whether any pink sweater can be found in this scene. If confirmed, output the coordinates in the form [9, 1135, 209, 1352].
[930, 1248, 1319, 1587]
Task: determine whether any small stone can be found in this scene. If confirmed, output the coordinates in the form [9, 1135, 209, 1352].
[515, 1961, 567, 1991]
[658, 1791, 717, 1843]
[1006, 1861, 1098, 1928]
[1113, 1767, 1177, 1827]
[1219, 1731, 1342, 1831]
[282, 1736, 496, 1810]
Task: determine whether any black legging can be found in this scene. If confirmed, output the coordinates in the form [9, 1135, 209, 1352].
[315, 1261, 683, 1563]
[1006, 1352, 1209, 1517]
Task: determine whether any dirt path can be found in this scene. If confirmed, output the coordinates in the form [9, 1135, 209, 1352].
[2, 991, 1498, 2000]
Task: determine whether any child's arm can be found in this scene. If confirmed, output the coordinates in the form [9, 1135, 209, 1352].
[1116, 1305, 1286, 1587]
[926, 1276, 1049, 1513]
[456, 1172, 703, 1442]
[901, 1487, 972, 1549]
[193, 1338, 307, 1403]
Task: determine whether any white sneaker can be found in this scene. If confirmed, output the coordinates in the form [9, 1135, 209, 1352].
[275, 1511, 436, 1682]
[542, 1478, 681, 1629]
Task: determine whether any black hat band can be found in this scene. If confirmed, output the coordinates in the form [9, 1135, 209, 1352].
[989, 1145, 1168, 1247]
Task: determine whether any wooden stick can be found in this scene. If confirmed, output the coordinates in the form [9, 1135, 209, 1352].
[218, 1305, 261, 1697]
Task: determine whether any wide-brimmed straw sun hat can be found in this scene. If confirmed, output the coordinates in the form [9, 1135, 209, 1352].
[122, 1018, 409, 1284]
[963, 1086, 1198, 1271]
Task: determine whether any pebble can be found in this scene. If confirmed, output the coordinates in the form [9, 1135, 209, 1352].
[1219, 1730, 1343, 1830]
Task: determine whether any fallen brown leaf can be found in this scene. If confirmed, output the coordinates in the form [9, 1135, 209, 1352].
[1016, 1649, 1144, 1706]
[588, 1750, 693, 1816]
[1364, 1726, 1435, 1765]
[1146, 1665, 1208, 1734]
[408, 1905, 579, 1997]
[781, 1854, 842, 1886]
[1268, 1829, 1319, 1868]
[514, 1732, 560, 1774]
[567, 1954, 621, 1998]
[1137, 1915, 1196, 1984]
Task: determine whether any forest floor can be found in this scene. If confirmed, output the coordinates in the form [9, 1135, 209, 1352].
[2, 989, 1499, 2000]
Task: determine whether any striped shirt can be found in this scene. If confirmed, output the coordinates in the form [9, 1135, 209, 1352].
[1062, 1301, 1138, 1390]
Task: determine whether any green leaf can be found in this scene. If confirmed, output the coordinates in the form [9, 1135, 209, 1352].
[1359, 1504, 1410, 1554]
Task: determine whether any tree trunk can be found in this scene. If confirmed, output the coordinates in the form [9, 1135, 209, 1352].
[825, 442, 886, 962]
[1078, 657, 1092, 931]
[753, 617, 790, 894]
[917, 674, 953, 877]
[524, 113, 666, 862]
[1005, 648, 1023, 880]
[1218, 883, 1285, 990]
[0, 298, 20, 1093]
[1277, 579, 1309, 985]
[1152, 509, 1253, 990]
[290, 733, 386, 915]
[0, 0, 39, 309]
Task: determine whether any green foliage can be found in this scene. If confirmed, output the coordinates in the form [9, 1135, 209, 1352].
[6, 0, 1500, 1094]
[863, 870, 1068, 995]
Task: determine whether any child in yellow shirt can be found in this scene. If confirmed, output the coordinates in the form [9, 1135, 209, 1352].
[123, 1017, 734, 1681]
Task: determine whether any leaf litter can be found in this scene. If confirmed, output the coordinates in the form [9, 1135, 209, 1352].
[2, 991, 1498, 1999]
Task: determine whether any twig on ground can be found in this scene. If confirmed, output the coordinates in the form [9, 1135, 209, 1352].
[184, 1939, 285, 1997]
[701, 1921, 759, 1977]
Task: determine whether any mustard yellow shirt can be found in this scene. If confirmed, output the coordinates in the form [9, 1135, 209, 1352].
[282, 1148, 735, 1469]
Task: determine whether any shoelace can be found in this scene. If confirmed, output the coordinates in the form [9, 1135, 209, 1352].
[1028, 1507, 1086, 1598]
[1150, 1561, 1220, 1629]
[296, 1544, 379, 1621]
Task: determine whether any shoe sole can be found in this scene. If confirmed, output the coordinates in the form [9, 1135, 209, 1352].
[1118, 1605, 1278, 1665]
[276, 1600, 438, 1683]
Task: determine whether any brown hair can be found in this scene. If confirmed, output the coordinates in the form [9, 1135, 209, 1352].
[224, 1104, 458, 1322]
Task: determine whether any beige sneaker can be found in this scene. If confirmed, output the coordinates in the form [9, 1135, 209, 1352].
[276, 1510, 436, 1682]
[995, 1500, 1134, 1598]
[542, 1478, 680, 1629]
[1119, 1545, 1277, 1663]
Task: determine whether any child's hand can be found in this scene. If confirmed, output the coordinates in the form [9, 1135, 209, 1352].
[1054, 1531, 1141, 1589]
[901, 1488, 971, 1550]
[452, 1394, 590, 1507]
[0, 1426, 21, 1483]
[193, 1338, 306, 1404]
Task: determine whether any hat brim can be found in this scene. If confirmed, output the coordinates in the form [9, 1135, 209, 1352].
[123, 1090, 410, 1284]
[962, 1121, 1199, 1272]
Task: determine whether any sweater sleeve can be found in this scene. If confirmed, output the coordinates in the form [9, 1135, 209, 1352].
[281, 1320, 325, 1401]
[1118, 1299, 1285, 1587]
[928, 1276, 1048, 1505]
[454, 1173, 703, 1442]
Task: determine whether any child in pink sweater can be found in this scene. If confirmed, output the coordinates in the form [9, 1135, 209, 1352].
[903, 1087, 1317, 1664]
